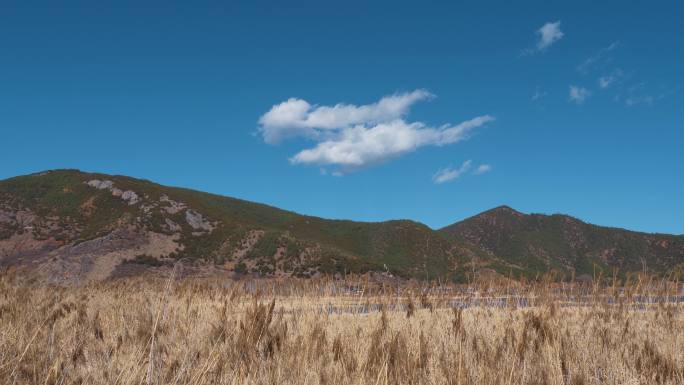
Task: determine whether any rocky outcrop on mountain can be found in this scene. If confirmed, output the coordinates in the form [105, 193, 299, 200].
[86, 179, 140, 205]
[185, 209, 213, 232]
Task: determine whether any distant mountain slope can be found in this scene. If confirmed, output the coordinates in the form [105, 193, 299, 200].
[1, 170, 683, 284]
[439, 206, 684, 278]
[0, 170, 473, 284]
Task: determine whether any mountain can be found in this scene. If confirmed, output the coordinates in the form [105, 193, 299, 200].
[0, 170, 476, 284]
[1, 170, 683, 284]
[439, 206, 684, 279]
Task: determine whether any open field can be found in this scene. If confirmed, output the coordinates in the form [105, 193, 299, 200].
[1, 271, 683, 385]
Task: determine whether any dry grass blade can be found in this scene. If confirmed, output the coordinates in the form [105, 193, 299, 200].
[0, 273, 681, 384]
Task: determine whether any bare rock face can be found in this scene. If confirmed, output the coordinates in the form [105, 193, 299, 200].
[87, 179, 114, 190]
[160, 195, 186, 214]
[165, 218, 182, 233]
[67, 229, 144, 256]
[0, 210, 15, 224]
[15, 211, 36, 228]
[121, 191, 139, 205]
[86, 180, 140, 205]
[0, 210, 36, 228]
[34, 229, 181, 285]
[185, 209, 213, 232]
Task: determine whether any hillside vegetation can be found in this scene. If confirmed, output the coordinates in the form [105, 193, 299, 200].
[440, 206, 684, 279]
[1, 169, 683, 284]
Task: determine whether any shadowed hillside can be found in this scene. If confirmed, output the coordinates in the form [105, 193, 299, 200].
[439, 206, 684, 279]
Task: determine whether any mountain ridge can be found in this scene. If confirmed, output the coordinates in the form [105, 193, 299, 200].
[1, 169, 683, 284]
[440, 205, 684, 279]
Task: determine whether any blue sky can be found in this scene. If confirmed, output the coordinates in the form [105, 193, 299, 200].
[1, 1, 682, 234]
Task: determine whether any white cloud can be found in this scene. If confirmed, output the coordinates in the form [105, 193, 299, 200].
[537, 21, 564, 51]
[433, 160, 472, 184]
[522, 21, 564, 55]
[433, 161, 492, 184]
[290, 116, 494, 170]
[474, 164, 492, 175]
[258, 90, 433, 144]
[569, 86, 591, 104]
[258, 91, 495, 173]
[598, 69, 624, 89]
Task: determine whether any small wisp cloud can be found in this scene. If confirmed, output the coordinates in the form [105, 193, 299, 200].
[569, 86, 591, 104]
[258, 90, 495, 173]
[522, 21, 564, 55]
[598, 69, 624, 89]
[432, 161, 491, 184]
[537, 21, 564, 51]
[474, 164, 492, 175]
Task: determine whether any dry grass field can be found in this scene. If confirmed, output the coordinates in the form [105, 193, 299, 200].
[1, 270, 683, 385]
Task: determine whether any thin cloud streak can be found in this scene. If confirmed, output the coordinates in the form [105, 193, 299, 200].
[433, 161, 492, 184]
[577, 41, 619, 74]
[433, 160, 472, 184]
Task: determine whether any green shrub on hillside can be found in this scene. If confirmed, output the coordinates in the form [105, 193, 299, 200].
[234, 262, 248, 274]
[125, 254, 165, 267]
